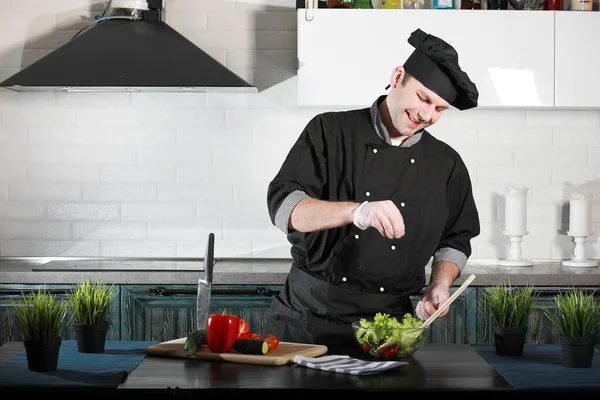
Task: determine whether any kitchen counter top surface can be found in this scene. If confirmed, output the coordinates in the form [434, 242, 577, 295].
[0, 257, 600, 286]
[0, 341, 514, 398]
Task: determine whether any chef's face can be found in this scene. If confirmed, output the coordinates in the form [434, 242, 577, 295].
[386, 67, 450, 137]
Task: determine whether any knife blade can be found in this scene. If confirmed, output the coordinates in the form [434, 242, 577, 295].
[196, 232, 214, 331]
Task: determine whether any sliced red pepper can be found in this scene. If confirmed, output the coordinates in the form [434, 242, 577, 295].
[238, 319, 252, 339]
[206, 310, 240, 353]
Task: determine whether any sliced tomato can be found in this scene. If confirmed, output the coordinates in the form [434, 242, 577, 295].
[251, 333, 264, 340]
[265, 334, 280, 352]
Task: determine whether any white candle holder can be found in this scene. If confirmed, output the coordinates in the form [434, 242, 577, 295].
[498, 231, 533, 267]
[562, 231, 598, 268]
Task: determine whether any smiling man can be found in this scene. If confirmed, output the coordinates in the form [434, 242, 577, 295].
[266, 28, 481, 347]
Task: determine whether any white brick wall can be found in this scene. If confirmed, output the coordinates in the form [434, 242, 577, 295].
[0, 0, 599, 262]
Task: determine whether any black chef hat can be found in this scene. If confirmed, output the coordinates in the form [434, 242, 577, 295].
[386, 28, 479, 111]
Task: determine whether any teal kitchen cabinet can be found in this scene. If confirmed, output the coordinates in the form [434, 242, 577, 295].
[0, 284, 120, 345]
[410, 287, 477, 345]
[121, 284, 478, 344]
[476, 286, 600, 344]
[120, 284, 281, 342]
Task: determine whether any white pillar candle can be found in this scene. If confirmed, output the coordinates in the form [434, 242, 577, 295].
[504, 186, 529, 234]
[569, 193, 592, 235]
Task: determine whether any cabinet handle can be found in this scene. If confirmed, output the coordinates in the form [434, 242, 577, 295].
[148, 286, 279, 297]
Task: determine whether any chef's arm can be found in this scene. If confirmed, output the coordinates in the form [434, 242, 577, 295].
[429, 260, 460, 287]
[289, 198, 358, 233]
[273, 190, 359, 234]
[431, 247, 467, 281]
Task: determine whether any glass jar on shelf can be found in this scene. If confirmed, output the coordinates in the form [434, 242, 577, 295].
[352, 0, 373, 7]
[460, 0, 481, 8]
[488, 0, 508, 8]
[542, 0, 562, 9]
[327, 0, 353, 7]
[570, 0, 592, 10]
[382, 0, 403, 7]
[433, 0, 453, 8]
[403, 0, 425, 8]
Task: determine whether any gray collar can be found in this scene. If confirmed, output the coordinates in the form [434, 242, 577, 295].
[369, 95, 423, 147]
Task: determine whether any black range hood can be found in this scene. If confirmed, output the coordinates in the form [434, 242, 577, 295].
[0, 2, 256, 93]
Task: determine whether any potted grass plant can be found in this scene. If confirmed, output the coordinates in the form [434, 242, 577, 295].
[542, 288, 600, 368]
[67, 278, 117, 353]
[10, 288, 69, 372]
[484, 281, 539, 356]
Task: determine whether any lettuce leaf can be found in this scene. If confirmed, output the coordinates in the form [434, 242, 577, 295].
[355, 313, 424, 355]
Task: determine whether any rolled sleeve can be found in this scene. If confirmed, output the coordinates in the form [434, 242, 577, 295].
[266, 115, 329, 235]
[432, 247, 467, 274]
[274, 190, 310, 234]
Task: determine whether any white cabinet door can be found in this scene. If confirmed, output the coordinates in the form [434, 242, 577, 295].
[297, 9, 555, 108]
[555, 12, 600, 108]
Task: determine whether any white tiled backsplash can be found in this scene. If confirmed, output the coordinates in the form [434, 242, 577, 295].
[0, 0, 598, 260]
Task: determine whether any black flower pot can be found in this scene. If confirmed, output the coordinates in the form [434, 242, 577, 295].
[23, 337, 62, 372]
[560, 336, 596, 368]
[493, 325, 527, 356]
[74, 322, 109, 353]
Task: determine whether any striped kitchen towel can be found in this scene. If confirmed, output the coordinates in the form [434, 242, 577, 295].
[293, 355, 409, 375]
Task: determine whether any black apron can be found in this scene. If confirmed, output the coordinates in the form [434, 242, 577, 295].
[268, 265, 413, 346]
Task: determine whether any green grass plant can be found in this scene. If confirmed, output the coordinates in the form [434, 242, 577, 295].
[542, 288, 600, 338]
[67, 279, 116, 325]
[485, 282, 538, 328]
[10, 288, 69, 340]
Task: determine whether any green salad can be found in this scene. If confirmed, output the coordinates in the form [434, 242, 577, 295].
[354, 312, 425, 358]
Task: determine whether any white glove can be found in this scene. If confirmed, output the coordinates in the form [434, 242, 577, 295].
[415, 280, 451, 320]
[352, 200, 405, 239]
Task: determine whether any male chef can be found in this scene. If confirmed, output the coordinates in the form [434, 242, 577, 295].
[266, 28, 480, 346]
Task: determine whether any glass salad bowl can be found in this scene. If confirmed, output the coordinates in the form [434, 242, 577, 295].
[352, 314, 430, 360]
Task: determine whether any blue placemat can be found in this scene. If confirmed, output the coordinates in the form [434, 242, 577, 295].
[473, 344, 600, 391]
[0, 340, 157, 388]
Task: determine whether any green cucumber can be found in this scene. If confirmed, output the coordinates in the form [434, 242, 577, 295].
[232, 338, 268, 355]
[184, 329, 208, 356]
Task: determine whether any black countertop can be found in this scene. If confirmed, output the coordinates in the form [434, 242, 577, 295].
[4, 341, 600, 399]
[0, 341, 514, 398]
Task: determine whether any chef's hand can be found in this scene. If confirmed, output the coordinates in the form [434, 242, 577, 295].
[416, 280, 451, 321]
[352, 200, 405, 239]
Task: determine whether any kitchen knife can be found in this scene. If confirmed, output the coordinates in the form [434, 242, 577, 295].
[196, 232, 214, 331]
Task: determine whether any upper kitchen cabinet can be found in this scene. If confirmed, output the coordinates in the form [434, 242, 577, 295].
[555, 13, 600, 108]
[297, 10, 555, 108]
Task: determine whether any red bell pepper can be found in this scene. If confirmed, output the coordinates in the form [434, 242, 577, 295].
[238, 319, 252, 339]
[206, 310, 240, 353]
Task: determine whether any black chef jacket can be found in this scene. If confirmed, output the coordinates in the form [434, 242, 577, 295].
[266, 97, 480, 345]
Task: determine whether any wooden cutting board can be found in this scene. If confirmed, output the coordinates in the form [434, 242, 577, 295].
[145, 338, 328, 366]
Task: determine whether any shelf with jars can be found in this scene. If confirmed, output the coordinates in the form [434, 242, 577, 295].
[297, 9, 600, 108]
[297, 0, 597, 10]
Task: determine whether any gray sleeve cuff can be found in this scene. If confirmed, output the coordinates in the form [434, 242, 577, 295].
[274, 190, 310, 235]
[432, 247, 467, 272]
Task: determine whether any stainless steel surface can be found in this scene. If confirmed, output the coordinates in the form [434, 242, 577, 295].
[196, 233, 214, 330]
[2, 257, 600, 287]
